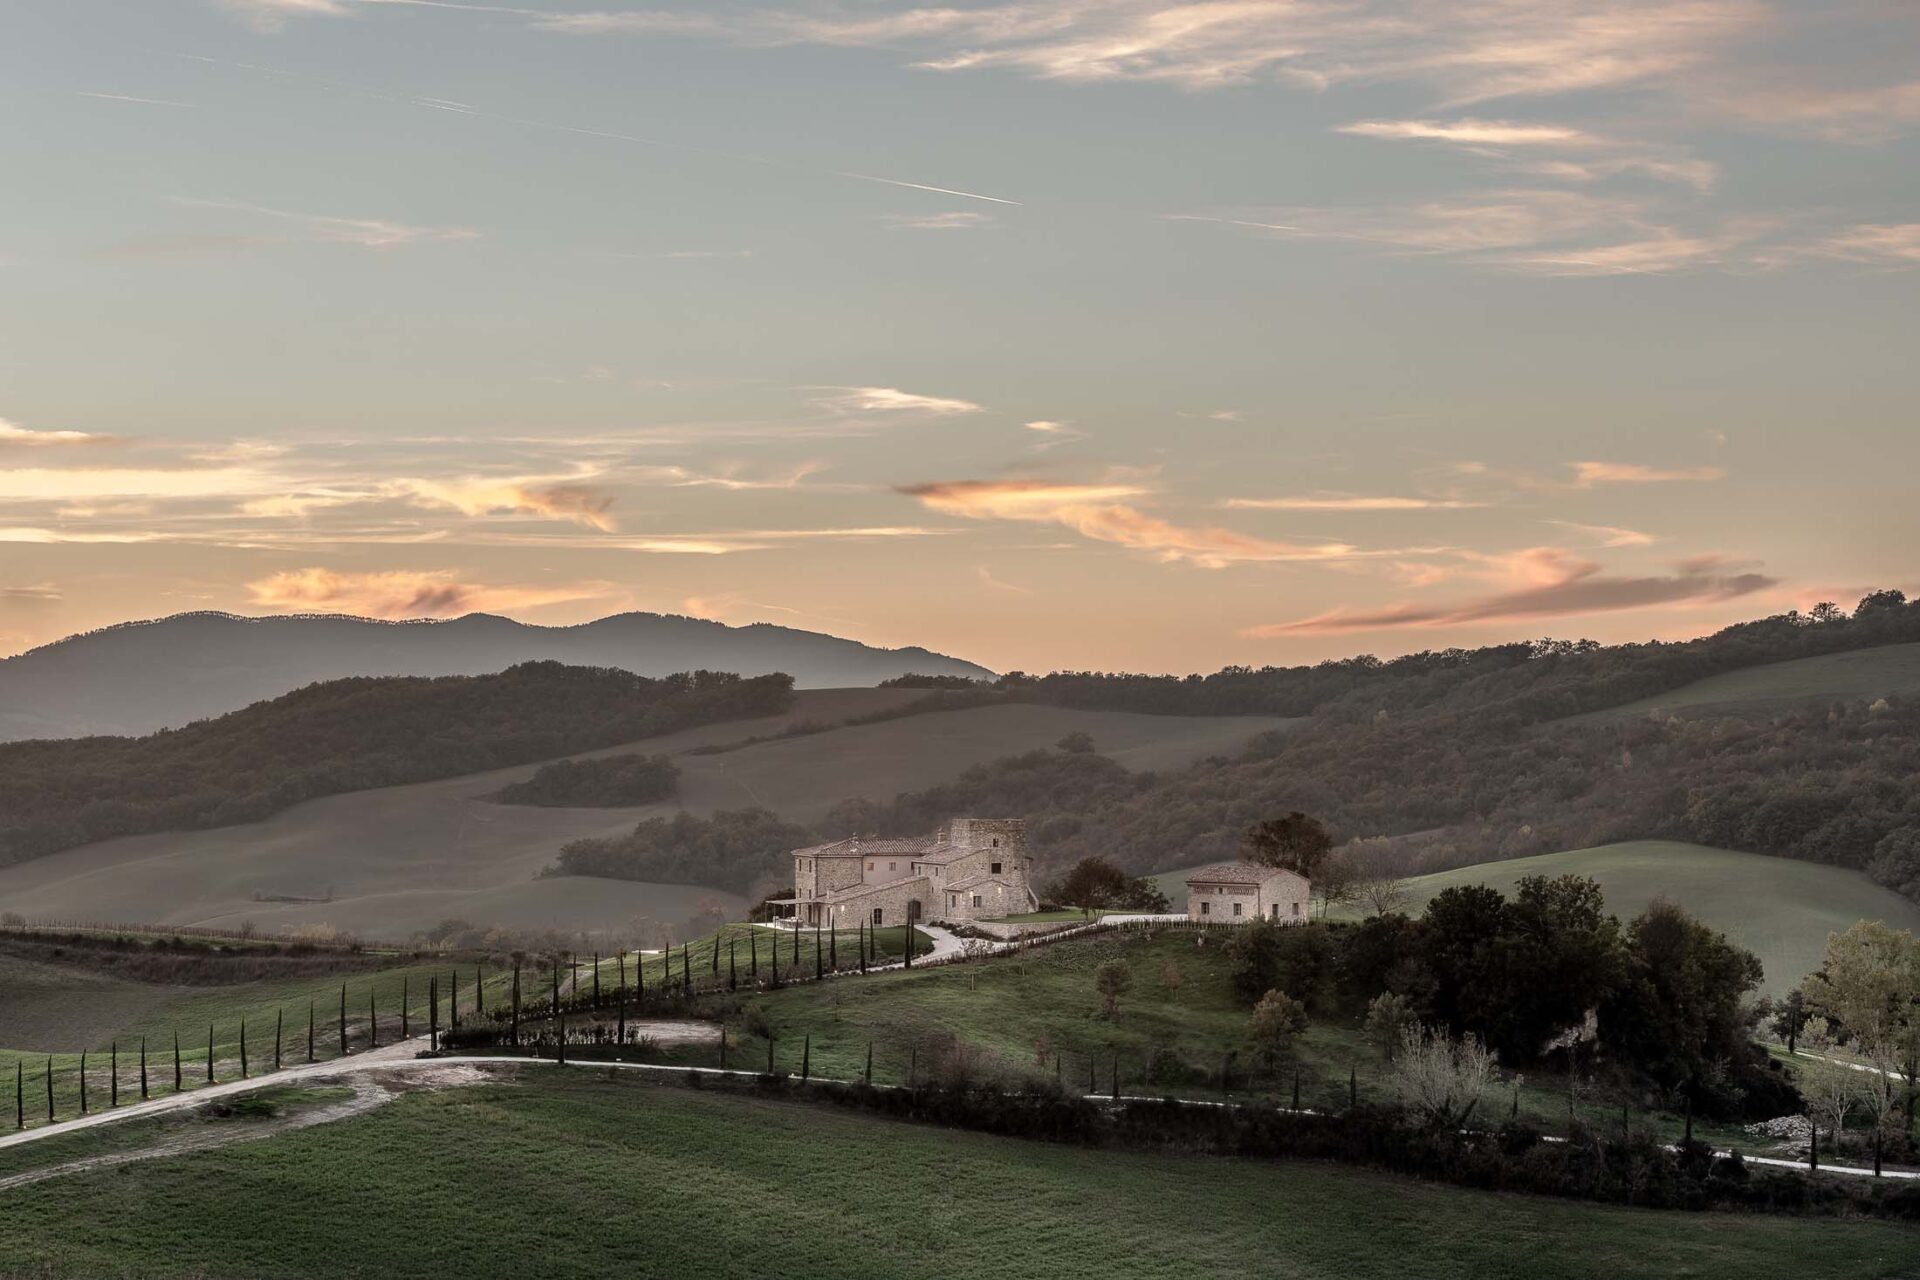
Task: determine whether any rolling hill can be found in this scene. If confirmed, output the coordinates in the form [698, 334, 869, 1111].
[1567, 641, 1920, 723]
[0, 610, 994, 741]
[0, 689, 1298, 941]
[1345, 841, 1920, 996]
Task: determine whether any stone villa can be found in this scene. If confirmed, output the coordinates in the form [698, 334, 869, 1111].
[1184, 863, 1310, 924]
[777, 818, 1039, 928]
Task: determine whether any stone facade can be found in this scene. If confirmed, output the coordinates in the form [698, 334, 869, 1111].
[1183, 863, 1310, 924]
[783, 818, 1039, 926]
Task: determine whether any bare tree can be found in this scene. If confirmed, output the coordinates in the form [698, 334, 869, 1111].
[1390, 1023, 1499, 1128]
[1094, 960, 1133, 1019]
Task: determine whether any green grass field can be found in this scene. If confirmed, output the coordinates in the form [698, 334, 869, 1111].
[1572, 641, 1920, 722]
[0, 1071, 1911, 1280]
[1356, 841, 1920, 996]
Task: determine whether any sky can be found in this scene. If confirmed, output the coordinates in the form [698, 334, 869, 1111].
[2, 0, 1917, 675]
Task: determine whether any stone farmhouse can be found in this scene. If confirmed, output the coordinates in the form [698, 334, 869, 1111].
[777, 818, 1039, 928]
[1184, 863, 1310, 924]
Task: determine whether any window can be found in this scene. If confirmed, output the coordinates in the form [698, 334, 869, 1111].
[872, 907, 883, 926]
[888, 861, 897, 872]
[866, 861, 873, 871]
[990, 861, 1002, 875]
[1291, 901, 1301, 917]
[991, 837, 1000, 847]
[971, 894, 982, 908]
[949, 895, 957, 908]
[1231, 902, 1242, 917]
[1200, 901, 1210, 916]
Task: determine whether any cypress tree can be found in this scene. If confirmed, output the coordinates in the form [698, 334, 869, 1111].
[681, 944, 691, 997]
[558, 1010, 567, 1066]
[307, 1001, 316, 1063]
[15, 1060, 22, 1130]
[45, 1056, 54, 1122]
[903, 922, 913, 970]
[801, 1034, 811, 1081]
[766, 1034, 775, 1076]
[140, 1036, 149, 1099]
[616, 996, 627, 1048]
[750, 933, 758, 980]
[618, 952, 627, 1000]
[429, 976, 439, 1052]
[711, 934, 720, 976]
[368, 987, 378, 1049]
[728, 939, 737, 992]
[111, 1041, 118, 1107]
[240, 1020, 249, 1078]
[207, 1024, 215, 1083]
[570, 953, 579, 1000]
[814, 922, 823, 980]
[402, 977, 410, 1040]
[858, 923, 867, 975]
[511, 959, 522, 1048]
[1088, 1054, 1096, 1093]
[275, 1010, 283, 1072]
[475, 966, 485, 1016]
[173, 1032, 182, 1092]
[1055, 1054, 1062, 1089]
[339, 984, 348, 1056]
[865, 1042, 873, 1086]
[830, 926, 837, 972]
[592, 952, 602, 1008]
[719, 1024, 728, 1072]
[551, 959, 560, 1014]
[79, 1051, 87, 1115]
[635, 950, 645, 1005]
[791, 922, 799, 967]
[451, 970, 460, 1031]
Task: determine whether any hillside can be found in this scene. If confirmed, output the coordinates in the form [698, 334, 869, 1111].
[0, 693, 1294, 941]
[0, 610, 995, 741]
[4, 1073, 1906, 1280]
[1332, 841, 1920, 996]
[1568, 641, 1920, 722]
[0, 663, 794, 867]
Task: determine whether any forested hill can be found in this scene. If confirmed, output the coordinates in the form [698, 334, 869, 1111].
[0, 610, 991, 741]
[0, 663, 793, 868]
[557, 592, 1920, 908]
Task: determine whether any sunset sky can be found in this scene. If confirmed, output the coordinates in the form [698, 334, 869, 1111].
[3, 0, 1917, 674]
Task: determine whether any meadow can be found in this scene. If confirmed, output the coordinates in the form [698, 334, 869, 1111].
[1, 1071, 1913, 1280]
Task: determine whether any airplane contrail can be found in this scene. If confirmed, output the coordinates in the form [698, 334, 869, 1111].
[174, 52, 1021, 207]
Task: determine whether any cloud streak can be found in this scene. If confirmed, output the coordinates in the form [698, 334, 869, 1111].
[1246, 550, 1775, 634]
[809, 386, 986, 417]
[246, 567, 611, 618]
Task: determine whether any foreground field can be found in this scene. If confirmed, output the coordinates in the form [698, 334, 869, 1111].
[1571, 641, 1920, 722]
[0, 1071, 1912, 1280]
[1370, 841, 1920, 996]
[0, 691, 1292, 941]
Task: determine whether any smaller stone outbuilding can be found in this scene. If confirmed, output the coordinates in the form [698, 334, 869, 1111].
[1184, 863, 1310, 924]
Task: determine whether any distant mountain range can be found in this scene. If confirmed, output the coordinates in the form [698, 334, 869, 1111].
[0, 611, 996, 741]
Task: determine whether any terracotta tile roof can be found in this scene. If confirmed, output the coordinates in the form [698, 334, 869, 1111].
[791, 835, 943, 858]
[1183, 862, 1298, 885]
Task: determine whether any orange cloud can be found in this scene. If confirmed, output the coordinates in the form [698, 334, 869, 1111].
[1569, 461, 1726, 487]
[246, 568, 612, 619]
[1245, 551, 1774, 635]
[1224, 494, 1484, 511]
[902, 479, 1361, 568]
[393, 476, 617, 530]
[0, 417, 122, 448]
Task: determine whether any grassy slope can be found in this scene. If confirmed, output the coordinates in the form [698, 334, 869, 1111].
[1362, 841, 1920, 997]
[1, 1072, 1911, 1280]
[0, 693, 1293, 941]
[1570, 641, 1920, 722]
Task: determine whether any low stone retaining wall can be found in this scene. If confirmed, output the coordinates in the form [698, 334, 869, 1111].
[970, 919, 1087, 941]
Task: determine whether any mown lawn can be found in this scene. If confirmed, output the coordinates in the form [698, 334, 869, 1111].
[0, 1071, 1911, 1280]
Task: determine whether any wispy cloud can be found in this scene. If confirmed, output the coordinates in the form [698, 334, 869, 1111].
[1568, 461, 1726, 487]
[1804, 223, 1920, 267]
[0, 417, 122, 448]
[886, 211, 997, 230]
[77, 91, 195, 108]
[391, 474, 617, 529]
[246, 566, 612, 618]
[808, 386, 986, 417]
[1546, 520, 1658, 548]
[1223, 493, 1484, 511]
[1335, 117, 1717, 191]
[176, 199, 480, 249]
[977, 565, 1033, 594]
[1022, 420, 1089, 449]
[1246, 549, 1775, 634]
[902, 478, 1366, 568]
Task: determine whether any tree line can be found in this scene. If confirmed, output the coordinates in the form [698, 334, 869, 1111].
[493, 753, 680, 807]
